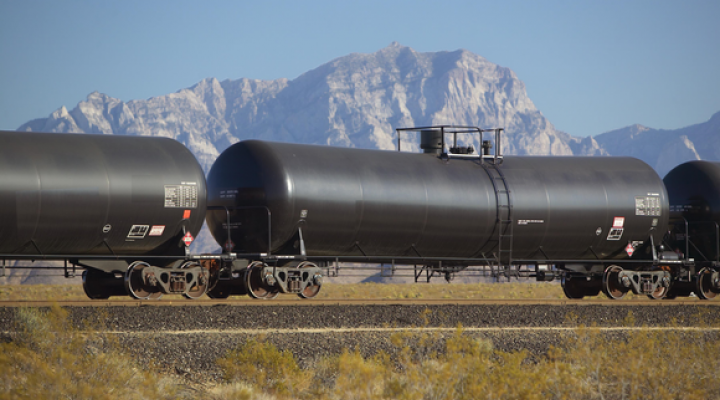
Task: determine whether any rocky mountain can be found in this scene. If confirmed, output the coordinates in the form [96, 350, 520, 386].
[594, 111, 720, 176]
[18, 43, 606, 175]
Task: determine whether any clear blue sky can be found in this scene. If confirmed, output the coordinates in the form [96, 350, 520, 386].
[1, 0, 718, 137]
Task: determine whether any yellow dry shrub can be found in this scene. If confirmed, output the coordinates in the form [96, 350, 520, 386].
[0, 305, 182, 400]
[4, 304, 718, 400]
[216, 337, 311, 397]
[215, 317, 720, 400]
[205, 381, 278, 400]
[384, 327, 565, 400]
[553, 324, 720, 400]
[329, 350, 392, 400]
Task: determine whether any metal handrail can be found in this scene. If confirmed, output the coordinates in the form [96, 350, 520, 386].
[395, 125, 504, 163]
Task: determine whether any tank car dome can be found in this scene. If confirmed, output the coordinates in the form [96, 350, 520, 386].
[664, 161, 720, 223]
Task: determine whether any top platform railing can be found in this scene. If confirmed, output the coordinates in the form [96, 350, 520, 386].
[395, 125, 504, 164]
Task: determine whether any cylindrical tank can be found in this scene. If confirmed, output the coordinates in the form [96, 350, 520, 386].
[206, 140, 667, 261]
[0, 131, 206, 257]
[664, 161, 720, 223]
[663, 160, 720, 260]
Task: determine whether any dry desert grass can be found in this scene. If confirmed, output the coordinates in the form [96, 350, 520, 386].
[2, 306, 719, 400]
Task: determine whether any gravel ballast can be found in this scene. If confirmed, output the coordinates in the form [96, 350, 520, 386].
[1, 304, 718, 381]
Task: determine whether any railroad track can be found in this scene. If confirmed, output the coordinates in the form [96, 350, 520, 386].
[1, 297, 719, 307]
[2, 299, 718, 333]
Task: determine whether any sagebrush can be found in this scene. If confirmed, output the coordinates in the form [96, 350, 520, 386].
[2, 306, 718, 400]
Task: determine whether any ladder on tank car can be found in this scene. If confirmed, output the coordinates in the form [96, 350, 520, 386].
[481, 163, 515, 281]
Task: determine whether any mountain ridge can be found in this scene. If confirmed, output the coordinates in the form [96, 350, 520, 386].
[594, 110, 720, 175]
[19, 43, 610, 171]
[17, 43, 719, 176]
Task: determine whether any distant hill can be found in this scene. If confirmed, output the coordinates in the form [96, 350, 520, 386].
[18, 43, 607, 171]
[594, 111, 720, 176]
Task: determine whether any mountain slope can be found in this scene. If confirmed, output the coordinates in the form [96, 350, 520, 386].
[19, 43, 605, 173]
[594, 111, 720, 176]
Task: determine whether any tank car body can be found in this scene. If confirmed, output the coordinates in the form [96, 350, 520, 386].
[665, 160, 720, 257]
[0, 131, 206, 256]
[663, 161, 720, 299]
[206, 127, 674, 299]
[207, 141, 667, 261]
[0, 130, 210, 299]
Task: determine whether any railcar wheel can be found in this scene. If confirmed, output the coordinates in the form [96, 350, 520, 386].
[182, 262, 210, 299]
[664, 283, 692, 300]
[561, 276, 601, 299]
[82, 269, 111, 300]
[206, 283, 231, 299]
[561, 276, 585, 299]
[602, 265, 628, 300]
[586, 285, 601, 297]
[696, 268, 720, 300]
[647, 285, 669, 300]
[297, 262, 322, 299]
[245, 262, 279, 300]
[299, 285, 321, 298]
[125, 261, 162, 300]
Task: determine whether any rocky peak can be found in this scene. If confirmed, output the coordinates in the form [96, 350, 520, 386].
[594, 113, 720, 176]
[708, 110, 720, 127]
[189, 77, 226, 120]
[20, 44, 606, 163]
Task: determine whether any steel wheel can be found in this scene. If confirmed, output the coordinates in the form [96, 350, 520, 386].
[585, 285, 602, 297]
[244, 262, 279, 300]
[206, 283, 231, 299]
[124, 261, 161, 300]
[647, 285, 668, 300]
[299, 283, 321, 299]
[82, 269, 111, 300]
[182, 262, 209, 299]
[561, 276, 585, 299]
[297, 262, 322, 299]
[602, 265, 628, 300]
[264, 288, 279, 299]
[696, 268, 720, 300]
[665, 283, 692, 300]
